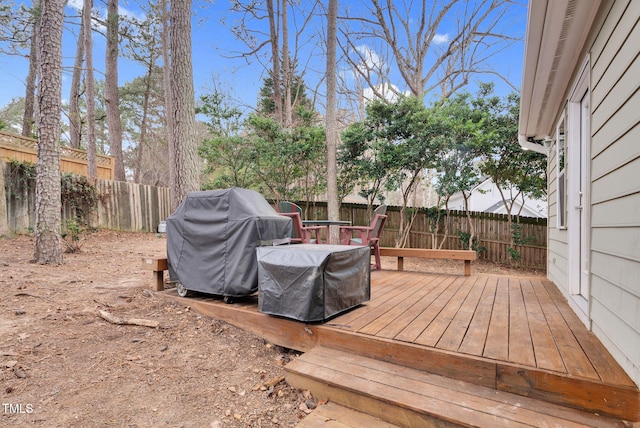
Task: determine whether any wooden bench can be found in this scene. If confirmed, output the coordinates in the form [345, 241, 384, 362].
[379, 248, 477, 276]
[141, 257, 168, 291]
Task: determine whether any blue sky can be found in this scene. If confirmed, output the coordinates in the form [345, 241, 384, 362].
[0, 0, 527, 117]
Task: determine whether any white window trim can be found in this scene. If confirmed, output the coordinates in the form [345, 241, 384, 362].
[556, 111, 567, 229]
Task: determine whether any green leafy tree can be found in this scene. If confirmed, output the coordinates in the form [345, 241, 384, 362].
[253, 62, 326, 208]
[340, 114, 393, 216]
[431, 90, 492, 250]
[196, 84, 326, 204]
[257, 71, 316, 128]
[475, 84, 547, 262]
[0, 98, 26, 133]
[341, 96, 442, 246]
[197, 90, 254, 189]
[244, 110, 325, 203]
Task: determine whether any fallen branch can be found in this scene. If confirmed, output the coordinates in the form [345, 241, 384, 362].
[98, 310, 159, 328]
[252, 375, 285, 391]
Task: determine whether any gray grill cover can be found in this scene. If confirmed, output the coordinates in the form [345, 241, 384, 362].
[166, 188, 292, 297]
[257, 244, 371, 322]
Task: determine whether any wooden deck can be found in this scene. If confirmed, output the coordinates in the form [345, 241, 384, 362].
[163, 269, 640, 422]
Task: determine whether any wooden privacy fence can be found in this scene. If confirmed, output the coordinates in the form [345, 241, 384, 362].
[93, 180, 171, 232]
[298, 202, 547, 269]
[4, 170, 171, 234]
[0, 130, 114, 180]
[3, 167, 546, 268]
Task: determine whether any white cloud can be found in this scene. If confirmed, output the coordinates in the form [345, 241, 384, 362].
[118, 5, 145, 22]
[432, 33, 450, 45]
[66, 0, 83, 12]
[65, 1, 145, 25]
[355, 45, 383, 71]
[362, 82, 410, 104]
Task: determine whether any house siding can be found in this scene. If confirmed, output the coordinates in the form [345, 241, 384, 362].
[588, 0, 640, 387]
[546, 127, 570, 293]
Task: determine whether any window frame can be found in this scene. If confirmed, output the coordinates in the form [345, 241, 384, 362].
[556, 111, 567, 229]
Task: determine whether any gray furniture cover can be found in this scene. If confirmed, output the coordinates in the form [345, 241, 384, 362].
[257, 244, 371, 322]
[166, 188, 292, 297]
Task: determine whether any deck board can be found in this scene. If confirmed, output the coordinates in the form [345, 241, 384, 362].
[483, 276, 510, 360]
[298, 401, 401, 428]
[164, 269, 639, 421]
[415, 275, 478, 347]
[458, 275, 496, 355]
[375, 275, 451, 340]
[289, 347, 623, 428]
[437, 275, 486, 352]
[541, 280, 637, 387]
[508, 277, 536, 366]
[358, 278, 433, 336]
[530, 279, 599, 379]
[394, 276, 465, 343]
[520, 278, 566, 372]
[350, 275, 432, 333]
[328, 271, 410, 328]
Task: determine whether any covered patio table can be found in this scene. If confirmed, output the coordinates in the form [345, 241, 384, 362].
[256, 244, 370, 322]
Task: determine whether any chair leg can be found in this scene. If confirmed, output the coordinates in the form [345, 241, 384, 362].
[372, 244, 381, 270]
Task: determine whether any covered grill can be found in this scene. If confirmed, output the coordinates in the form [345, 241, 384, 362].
[166, 188, 291, 298]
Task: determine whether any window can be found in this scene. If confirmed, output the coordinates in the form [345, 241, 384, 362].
[556, 113, 567, 229]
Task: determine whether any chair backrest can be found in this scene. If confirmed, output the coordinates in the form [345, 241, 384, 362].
[373, 205, 387, 218]
[370, 214, 387, 242]
[277, 201, 303, 216]
[369, 214, 387, 243]
[278, 211, 305, 243]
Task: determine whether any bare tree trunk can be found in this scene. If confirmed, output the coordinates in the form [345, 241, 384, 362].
[325, 0, 340, 243]
[396, 170, 422, 248]
[281, 0, 292, 128]
[105, 0, 125, 181]
[83, 0, 97, 179]
[160, 0, 175, 198]
[0, 160, 8, 236]
[266, 0, 282, 125]
[22, 14, 38, 138]
[69, 17, 85, 149]
[438, 195, 451, 250]
[168, 0, 199, 209]
[463, 190, 475, 251]
[134, 61, 154, 184]
[33, 0, 64, 264]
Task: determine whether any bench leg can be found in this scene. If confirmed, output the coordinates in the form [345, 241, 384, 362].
[397, 256, 404, 271]
[464, 260, 471, 276]
[152, 271, 165, 291]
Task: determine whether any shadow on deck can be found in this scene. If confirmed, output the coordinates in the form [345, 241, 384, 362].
[161, 269, 639, 424]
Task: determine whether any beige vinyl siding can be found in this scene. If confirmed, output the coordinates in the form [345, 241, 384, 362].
[591, 0, 639, 102]
[592, 156, 640, 203]
[591, 192, 640, 227]
[591, 89, 640, 162]
[587, 0, 640, 387]
[547, 228, 568, 290]
[591, 273, 640, 383]
[589, 0, 630, 67]
[592, 122, 640, 180]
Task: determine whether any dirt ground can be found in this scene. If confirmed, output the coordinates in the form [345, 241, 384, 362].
[0, 231, 545, 427]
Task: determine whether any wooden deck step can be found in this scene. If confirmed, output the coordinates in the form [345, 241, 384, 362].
[298, 401, 401, 427]
[286, 347, 630, 428]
